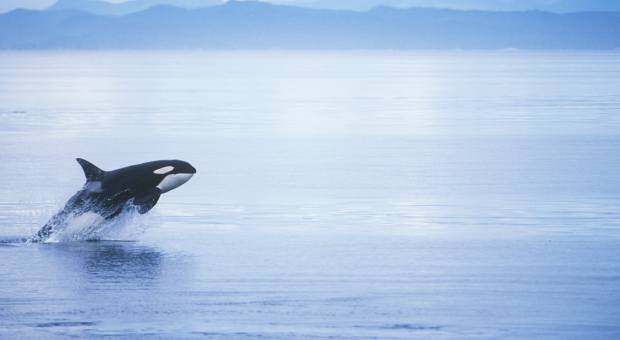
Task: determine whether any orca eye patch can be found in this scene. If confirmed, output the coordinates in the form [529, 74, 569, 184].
[154, 166, 174, 175]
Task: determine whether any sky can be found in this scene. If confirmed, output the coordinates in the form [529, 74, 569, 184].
[0, 0, 616, 13]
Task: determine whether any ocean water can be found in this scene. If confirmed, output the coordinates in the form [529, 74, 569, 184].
[0, 50, 619, 339]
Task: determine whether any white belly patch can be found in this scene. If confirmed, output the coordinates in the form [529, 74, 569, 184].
[157, 173, 194, 193]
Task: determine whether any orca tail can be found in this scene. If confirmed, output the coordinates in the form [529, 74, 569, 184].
[76, 158, 105, 182]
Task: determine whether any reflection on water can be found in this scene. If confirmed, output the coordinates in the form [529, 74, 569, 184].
[32, 241, 165, 286]
[2, 225, 618, 340]
[0, 241, 173, 339]
[52, 242, 163, 281]
[1, 51, 620, 137]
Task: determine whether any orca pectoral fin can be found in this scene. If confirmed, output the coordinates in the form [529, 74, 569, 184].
[134, 187, 161, 205]
[137, 194, 160, 214]
[133, 187, 161, 214]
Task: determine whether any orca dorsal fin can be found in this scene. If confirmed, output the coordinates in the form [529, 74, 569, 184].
[76, 158, 105, 182]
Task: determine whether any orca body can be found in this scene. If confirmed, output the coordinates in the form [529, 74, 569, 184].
[30, 158, 196, 242]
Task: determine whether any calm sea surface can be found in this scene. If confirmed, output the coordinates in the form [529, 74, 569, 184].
[1, 51, 619, 339]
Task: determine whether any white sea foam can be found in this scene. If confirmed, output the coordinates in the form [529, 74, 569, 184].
[41, 207, 161, 243]
[45, 212, 105, 242]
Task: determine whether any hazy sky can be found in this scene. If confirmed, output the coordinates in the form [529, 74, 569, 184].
[0, 0, 609, 13]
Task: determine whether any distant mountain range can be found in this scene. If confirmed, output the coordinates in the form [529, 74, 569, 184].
[42, 0, 620, 16]
[46, 0, 222, 16]
[1, 0, 619, 50]
[294, 0, 620, 13]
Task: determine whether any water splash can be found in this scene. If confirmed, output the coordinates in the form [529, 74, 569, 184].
[34, 205, 162, 243]
[0, 200, 160, 244]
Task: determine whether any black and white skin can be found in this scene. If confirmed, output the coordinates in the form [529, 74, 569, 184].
[30, 158, 196, 242]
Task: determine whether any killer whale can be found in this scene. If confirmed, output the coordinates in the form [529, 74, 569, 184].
[30, 158, 196, 242]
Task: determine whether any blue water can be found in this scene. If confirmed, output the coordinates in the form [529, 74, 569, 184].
[1, 51, 620, 339]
